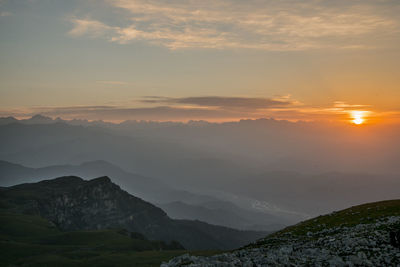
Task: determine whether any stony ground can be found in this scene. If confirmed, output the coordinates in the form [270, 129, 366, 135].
[161, 215, 400, 266]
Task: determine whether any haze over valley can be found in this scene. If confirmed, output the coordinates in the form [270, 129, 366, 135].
[1, 116, 399, 224]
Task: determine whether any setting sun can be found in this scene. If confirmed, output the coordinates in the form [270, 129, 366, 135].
[351, 111, 366, 125]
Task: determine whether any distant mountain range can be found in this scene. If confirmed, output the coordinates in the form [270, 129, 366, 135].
[1, 116, 399, 220]
[0, 176, 266, 250]
[0, 114, 111, 127]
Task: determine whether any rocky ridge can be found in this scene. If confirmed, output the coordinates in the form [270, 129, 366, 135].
[162, 200, 400, 266]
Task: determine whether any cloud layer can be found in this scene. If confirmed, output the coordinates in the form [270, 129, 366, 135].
[67, 0, 399, 50]
[141, 96, 292, 110]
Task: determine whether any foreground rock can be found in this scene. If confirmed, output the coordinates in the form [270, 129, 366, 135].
[162, 200, 400, 266]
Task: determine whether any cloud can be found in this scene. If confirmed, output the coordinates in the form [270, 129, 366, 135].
[68, 18, 116, 38]
[66, 0, 399, 50]
[324, 101, 373, 114]
[142, 96, 293, 110]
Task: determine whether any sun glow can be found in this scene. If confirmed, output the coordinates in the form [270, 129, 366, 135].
[351, 111, 366, 125]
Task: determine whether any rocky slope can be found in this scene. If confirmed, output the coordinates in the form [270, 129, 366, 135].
[0, 176, 265, 250]
[162, 200, 400, 266]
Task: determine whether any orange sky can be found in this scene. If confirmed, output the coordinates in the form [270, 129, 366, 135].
[0, 0, 399, 124]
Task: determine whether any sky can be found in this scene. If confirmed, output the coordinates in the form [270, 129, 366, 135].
[0, 0, 399, 123]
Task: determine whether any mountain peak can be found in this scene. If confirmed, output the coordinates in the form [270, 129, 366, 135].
[30, 114, 52, 120]
[0, 116, 18, 126]
[89, 176, 112, 183]
[38, 176, 84, 186]
[23, 114, 54, 124]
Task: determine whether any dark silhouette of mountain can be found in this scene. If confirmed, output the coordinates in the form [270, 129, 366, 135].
[0, 116, 18, 126]
[0, 159, 172, 203]
[23, 114, 54, 124]
[0, 176, 266, 250]
[0, 115, 75, 125]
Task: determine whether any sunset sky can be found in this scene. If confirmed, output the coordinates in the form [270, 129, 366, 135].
[1, 0, 399, 123]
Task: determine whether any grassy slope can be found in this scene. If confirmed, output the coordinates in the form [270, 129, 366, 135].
[0, 212, 219, 267]
[249, 199, 400, 248]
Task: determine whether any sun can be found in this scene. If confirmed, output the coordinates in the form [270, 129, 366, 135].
[353, 117, 363, 125]
[351, 111, 366, 125]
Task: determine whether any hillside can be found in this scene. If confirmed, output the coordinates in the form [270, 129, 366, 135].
[163, 200, 400, 266]
[0, 176, 265, 250]
[0, 212, 189, 267]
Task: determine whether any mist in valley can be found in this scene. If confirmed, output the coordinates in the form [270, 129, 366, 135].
[1, 116, 399, 231]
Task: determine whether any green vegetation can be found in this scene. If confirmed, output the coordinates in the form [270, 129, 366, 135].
[248, 199, 400, 248]
[0, 212, 219, 267]
[276, 199, 400, 236]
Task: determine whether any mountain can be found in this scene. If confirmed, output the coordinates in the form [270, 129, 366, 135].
[0, 116, 18, 126]
[22, 114, 54, 124]
[0, 159, 222, 205]
[163, 200, 400, 266]
[0, 176, 266, 250]
[0, 159, 174, 204]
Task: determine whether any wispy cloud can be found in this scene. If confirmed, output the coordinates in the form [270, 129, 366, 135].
[66, 0, 399, 50]
[68, 18, 116, 38]
[142, 96, 293, 110]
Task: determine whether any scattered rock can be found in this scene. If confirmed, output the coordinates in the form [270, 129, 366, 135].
[162, 216, 400, 266]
